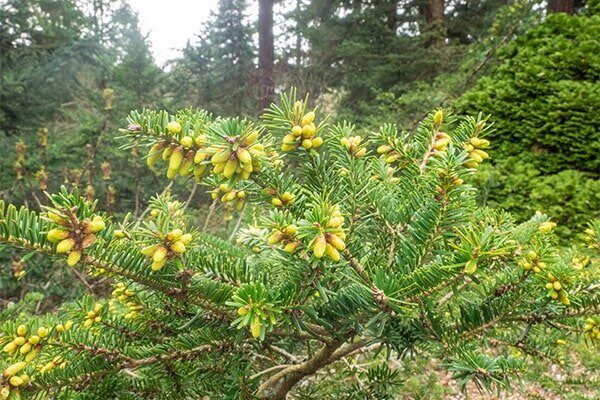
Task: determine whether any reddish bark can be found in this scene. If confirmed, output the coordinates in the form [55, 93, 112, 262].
[547, 0, 575, 14]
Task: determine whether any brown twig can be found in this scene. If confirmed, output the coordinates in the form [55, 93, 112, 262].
[71, 267, 95, 294]
[228, 203, 246, 242]
[257, 338, 374, 399]
[257, 339, 345, 399]
[202, 198, 218, 232]
[343, 251, 370, 284]
[183, 182, 197, 210]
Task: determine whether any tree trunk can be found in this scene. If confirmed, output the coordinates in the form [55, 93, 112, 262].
[377, 0, 398, 32]
[259, 0, 275, 111]
[424, 0, 444, 26]
[547, 0, 574, 14]
[423, 0, 445, 44]
[295, 0, 302, 67]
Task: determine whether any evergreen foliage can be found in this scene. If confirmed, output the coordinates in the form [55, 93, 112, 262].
[339, 0, 543, 129]
[1, 91, 598, 399]
[458, 13, 600, 236]
[474, 160, 600, 239]
[0, 0, 93, 134]
[459, 13, 600, 174]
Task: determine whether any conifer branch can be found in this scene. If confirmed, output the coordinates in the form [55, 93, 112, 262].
[344, 251, 370, 283]
[257, 339, 345, 399]
[438, 277, 472, 307]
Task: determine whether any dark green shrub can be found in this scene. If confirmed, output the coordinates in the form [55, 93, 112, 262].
[459, 13, 600, 174]
[458, 13, 600, 236]
[474, 159, 600, 239]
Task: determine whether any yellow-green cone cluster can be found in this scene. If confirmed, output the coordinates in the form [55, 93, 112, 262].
[236, 306, 275, 339]
[1, 319, 72, 396]
[545, 272, 569, 305]
[584, 318, 599, 341]
[206, 131, 265, 181]
[281, 107, 323, 151]
[250, 315, 262, 338]
[267, 190, 295, 208]
[140, 228, 192, 271]
[46, 212, 105, 267]
[110, 283, 142, 319]
[13, 140, 26, 181]
[113, 229, 127, 239]
[11, 259, 25, 280]
[571, 255, 590, 270]
[2, 361, 28, 393]
[149, 141, 206, 181]
[463, 137, 490, 168]
[429, 110, 452, 160]
[438, 170, 464, 187]
[211, 184, 246, 211]
[167, 121, 182, 135]
[519, 250, 546, 273]
[340, 136, 367, 158]
[432, 131, 452, 152]
[538, 221, 557, 234]
[0, 324, 57, 394]
[584, 227, 598, 250]
[83, 303, 103, 328]
[463, 258, 478, 275]
[267, 224, 300, 254]
[376, 143, 401, 164]
[39, 355, 66, 375]
[111, 282, 134, 302]
[311, 205, 346, 261]
[145, 120, 213, 182]
[2, 325, 47, 361]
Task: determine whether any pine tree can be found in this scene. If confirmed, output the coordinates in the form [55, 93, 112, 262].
[111, 5, 162, 111]
[0, 90, 598, 399]
[293, 0, 509, 116]
[0, 0, 166, 209]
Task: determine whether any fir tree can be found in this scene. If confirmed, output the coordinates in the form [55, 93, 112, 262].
[167, 0, 256, 116]
[0, 90, 598, 399]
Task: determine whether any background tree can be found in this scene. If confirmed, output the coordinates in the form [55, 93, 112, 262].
[423, 0, 446, 43]
[0, 0, 165, 209]
[293, 0, 511, 121]
[0, 0, 94, 136]
[259, 0, 276, 110]
[167, 0, 256, 116]
[458, 12, 600, 238]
